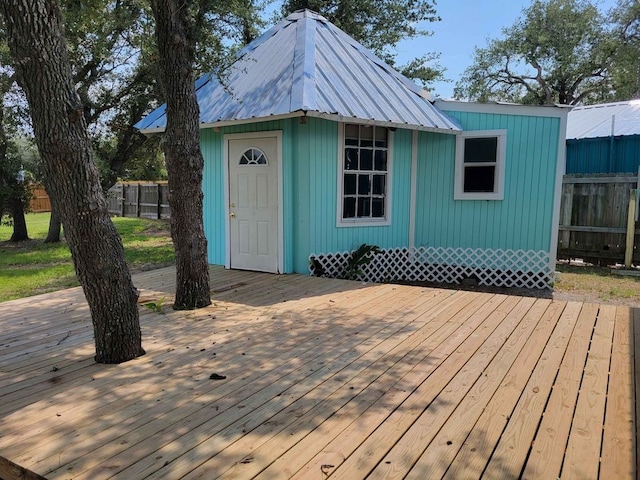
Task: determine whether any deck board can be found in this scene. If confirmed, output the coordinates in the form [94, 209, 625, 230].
[366, 298, 553, 480]
[0, 266, 636, 480]
[319, 296, 537, 479]
[266, 295, 516, 480]
[562, 305, 616, 479]
[445, 300, 581, 480]
[521, 302, 597, 479]
[600, 306, 635, 479]
[404, 300, 566, 480]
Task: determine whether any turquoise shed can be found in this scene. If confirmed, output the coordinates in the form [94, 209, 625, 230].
[137, 10, 568, 289]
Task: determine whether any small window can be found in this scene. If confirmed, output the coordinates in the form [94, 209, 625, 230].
[455, 130, 506, 200]
[239, 148, 267, 165]
[339, 124, 390, 224]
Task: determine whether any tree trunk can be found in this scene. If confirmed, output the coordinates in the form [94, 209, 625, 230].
[151, 0, 211, 310]
[9, 193, 29, 242]
[44, 201, 62, 243]
[1, 0, 145, 364]
[0, 79, 7, 233]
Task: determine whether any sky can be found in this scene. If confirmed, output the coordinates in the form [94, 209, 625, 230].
[394, 0, 620, 99]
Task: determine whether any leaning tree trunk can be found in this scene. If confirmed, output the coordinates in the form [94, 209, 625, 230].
[9, 193, 29, 242]
[44, 196, 62, 243]
[0, 0, 145, 364]
[151, 0, 211, 310]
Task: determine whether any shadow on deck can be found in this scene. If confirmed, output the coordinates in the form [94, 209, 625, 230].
[0, 266, 637, 479]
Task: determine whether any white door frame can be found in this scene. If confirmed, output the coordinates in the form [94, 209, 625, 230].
[223, 131, 284, 273]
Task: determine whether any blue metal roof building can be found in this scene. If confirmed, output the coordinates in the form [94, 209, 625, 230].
[137, 10, 568, 289]
[136, 10, 461, 135]
[566, 100, 640, 174]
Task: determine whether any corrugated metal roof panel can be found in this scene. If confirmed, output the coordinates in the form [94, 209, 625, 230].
[136, 9, 461, 134]
[566, 100, 640, 139]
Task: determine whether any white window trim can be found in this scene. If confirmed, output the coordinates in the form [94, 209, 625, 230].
[454, 129, 507, 201]
[336, 123, 393, 227]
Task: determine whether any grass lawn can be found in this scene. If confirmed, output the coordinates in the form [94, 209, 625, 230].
[2, 213, 638, 307]
[554, 261, 640, 307]
[0, 213, 174, 303]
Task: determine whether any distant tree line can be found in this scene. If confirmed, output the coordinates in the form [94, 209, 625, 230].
[455, 0, 640, 105]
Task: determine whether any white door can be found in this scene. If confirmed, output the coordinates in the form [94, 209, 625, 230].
[227, 135, 279, 273]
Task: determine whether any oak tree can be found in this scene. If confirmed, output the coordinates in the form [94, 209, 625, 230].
[610, 0, 640, 100]
[455, 0, 617, 105]
[150, 0, 211, 310]
[0, 0, 145, 363]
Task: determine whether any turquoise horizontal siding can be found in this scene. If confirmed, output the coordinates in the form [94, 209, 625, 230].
[566, 135, 640, 174]
[291, 117, 412, 273]
[415, 111, 561, 253]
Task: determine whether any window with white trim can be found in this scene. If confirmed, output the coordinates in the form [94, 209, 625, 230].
[455, 130, 506, 200]
[340, 124, 390, 224]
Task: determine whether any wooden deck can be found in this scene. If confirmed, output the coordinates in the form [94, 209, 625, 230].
[0, 266, 637, 479]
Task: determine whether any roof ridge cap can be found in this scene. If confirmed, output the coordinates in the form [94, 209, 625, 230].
[287, 9, 328, 22]
[290, 13, 317, 111]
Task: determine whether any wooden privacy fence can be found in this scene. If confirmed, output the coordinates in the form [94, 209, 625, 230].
[558, 172, 639, 266]
[107, 182, 170, 219]
[29, 184, 51, 213]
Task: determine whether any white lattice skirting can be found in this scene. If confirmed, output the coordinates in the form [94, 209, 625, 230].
[309, 246, 553, 289]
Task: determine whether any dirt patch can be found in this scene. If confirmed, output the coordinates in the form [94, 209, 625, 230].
[140, 219, 171, 236]
[1, 238, 66, 251]
[130, 261, 175, 274]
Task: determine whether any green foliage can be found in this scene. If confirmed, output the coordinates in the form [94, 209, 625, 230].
[2, 0, 266, 192]
[96, 134, 166, 188]
[609, 0, 640, 100]
[0, 133, 39, 223]
[58, 0, 166, 187]
[144, 296, 166, 313]
[398, 53, 445, 87]
[343, 243, 381, 280]
[191, 0, 266, 71]
[280, 0, 444, 86]
[455, 0, 630, 105]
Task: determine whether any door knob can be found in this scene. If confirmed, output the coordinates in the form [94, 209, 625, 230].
[229, 212, 236, 218]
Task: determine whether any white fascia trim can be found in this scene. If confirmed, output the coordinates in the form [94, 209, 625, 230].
[223, 131, 285, 141]
[548, 112, 568, 276]
[454, 129, 507, 201]
[222, 131, 285, 273]
[141, 110, 464, 136]
[138, 127, 165, 135]
[435, 99, 572, 119]
[336, 123, 394, 228]
[139, 112, 306, 135]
